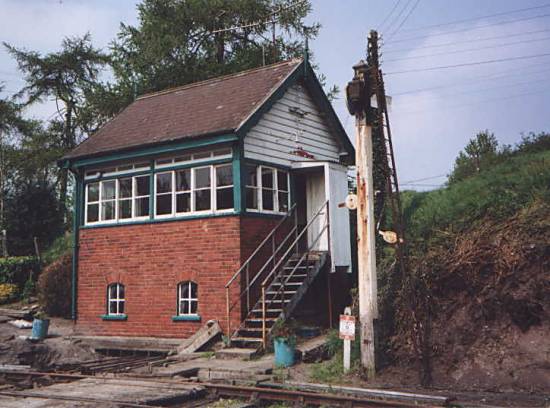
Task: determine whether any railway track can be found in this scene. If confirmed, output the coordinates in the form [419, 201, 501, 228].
[0, 369, 450, 407]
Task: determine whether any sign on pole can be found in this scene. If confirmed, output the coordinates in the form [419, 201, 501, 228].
[340, 307, 355, 373]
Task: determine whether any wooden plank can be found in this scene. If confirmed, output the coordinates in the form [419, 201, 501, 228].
[177, 320, 221, 354]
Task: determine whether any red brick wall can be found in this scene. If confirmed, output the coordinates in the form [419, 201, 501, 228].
[76, 216, 242, 338]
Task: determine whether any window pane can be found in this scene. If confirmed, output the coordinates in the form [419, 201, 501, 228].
[195, 190, 211, 211]
[119, 199, 132, 219]
[102, 180, 116, 200]
[216, 165, 232, 187]
[118, 284, 125, 299]
[109, 285, 117, 299]
[88, 183, 99, 202]
[118, 300, 124, 314]
[182, 301, 190, 315]
[135, 197, 149, 217]
[156, 173, 172, 194]
[262, 189, 274, 211]
[246, 187, 258, 209]
[136, 176, 150, 196]
[277, 171, 288, 191]
[217, 188, 233, 210]
[87, 204, 99, 223]
[278, 192, 289, 212]
[109, 301, 117, 314]
[119, 178, 132, 198]
[181, 283, 189, 298]
[156, 194, 172, 215]
[194, 167, 210, 189]
[245, 165, 257, 187]
[176, 169, 191, 191]
[261, 168, 273, 188]
[102, 201, 115, 220]
[176, 193, 191, 213]
[190, 300, 197, 314]
[174, 155, 191, 163]
[190, 282, 197, 298]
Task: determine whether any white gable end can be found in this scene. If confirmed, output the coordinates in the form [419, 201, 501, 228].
[243, 84, 343, 167]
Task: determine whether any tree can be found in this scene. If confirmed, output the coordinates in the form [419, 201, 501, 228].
[4, 180, 63, 256]
[107, 0, 318, 110]
[4, 34, 109, 218]
[449, 131, 500, 184]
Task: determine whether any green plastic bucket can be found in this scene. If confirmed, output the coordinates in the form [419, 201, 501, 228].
[273, 337, 295, 367]
[31, 318, 50, 340]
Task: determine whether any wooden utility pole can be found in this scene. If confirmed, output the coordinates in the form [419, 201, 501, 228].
[346, 57, 377, 378]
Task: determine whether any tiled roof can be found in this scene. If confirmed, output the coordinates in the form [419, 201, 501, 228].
[64, 59, 302, 160]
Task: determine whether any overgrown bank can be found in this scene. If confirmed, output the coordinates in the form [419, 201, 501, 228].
[383, 134, 550, 391]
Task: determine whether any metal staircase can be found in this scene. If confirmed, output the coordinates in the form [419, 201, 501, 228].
[225, 201, 330, 350]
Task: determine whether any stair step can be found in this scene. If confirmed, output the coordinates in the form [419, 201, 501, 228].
[270, 281, 301, 286]
[266, 290, 297, 295]
[246, 318, 277, 322]
[231, 337, 263, 343]
[252, 308, 282, 313]
[266, 299, 291, 303]
[238, 327, 264, 332]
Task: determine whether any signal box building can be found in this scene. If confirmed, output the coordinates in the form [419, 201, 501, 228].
[60, 59, 354, 349]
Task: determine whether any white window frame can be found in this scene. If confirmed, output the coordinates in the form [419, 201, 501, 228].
[177, 281, 198, 316]
[154, 164, 234, 218]
[85, 162, 150, 180]
[246, 165, 290, 214]
[107, 283, 125, 316]
[85, 175, 151, 225]
[214, 164, 234, 213]
[155, 148, 232, 169]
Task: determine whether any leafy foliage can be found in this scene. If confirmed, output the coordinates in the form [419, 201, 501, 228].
[5, 181, 64, 256]
[37, 254, 72, 317]
[0, 256, 39, 287]
[0, 283, 19, 304]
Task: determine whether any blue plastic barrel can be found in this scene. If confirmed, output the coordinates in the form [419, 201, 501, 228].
[273, 337, 295, 367]
[31, 319, 50, 340]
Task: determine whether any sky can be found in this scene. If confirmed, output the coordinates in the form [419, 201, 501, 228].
[1, 0, 549, 190]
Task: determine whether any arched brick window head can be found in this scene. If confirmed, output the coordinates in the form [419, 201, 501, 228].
[107, 283, 125, 315]
[177, 281, 198, 316]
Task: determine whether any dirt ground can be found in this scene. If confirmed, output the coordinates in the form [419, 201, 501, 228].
[0, 315, 96, 369]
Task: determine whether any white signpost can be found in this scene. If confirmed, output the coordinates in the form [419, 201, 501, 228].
[339, 307, 356, 373]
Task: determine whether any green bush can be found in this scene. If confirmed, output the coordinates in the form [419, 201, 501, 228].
[0, 256, 40, 288]
[0, 283, 19, 304]
[37, 254, 72, 318]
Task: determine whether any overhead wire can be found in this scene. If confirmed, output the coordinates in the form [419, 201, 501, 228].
[385, 12, 550, 44]
[378, 0, 403, 32]
[396, 3, 550, 33]
[383, 34, 550, 63]
[383, 0, 414, 34]
[384, 52, 550, 75]
[383, 27, 550, 54]
[390, 64, 550, 96]
[386, 0, 422, 39]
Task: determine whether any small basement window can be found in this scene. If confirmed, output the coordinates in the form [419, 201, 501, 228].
[177, 281, 198, 316]
[107, 283, 125, 316]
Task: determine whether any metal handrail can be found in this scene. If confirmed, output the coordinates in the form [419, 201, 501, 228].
[225, 203, 296, 288]
[225, 203, 297, 336]
[260, 200, 330, 346]
[261, 200, 328, 287]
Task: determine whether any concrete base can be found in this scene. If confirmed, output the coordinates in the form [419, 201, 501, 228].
[70, 335, 182, 353]
[215, 347, 259, 360]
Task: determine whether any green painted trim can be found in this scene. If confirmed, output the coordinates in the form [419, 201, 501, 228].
[70, 134, 238, 169]
[149, 159, 155, 220]
[236, 63, 304, 137]
[81, 212, 239, 230]
[172, 315, 201, 322]
[232, 143, 242, 214]
[243, 158, 291, 171]
[101, 314, 128, 321]
[302, 64, 355, 163]
[241, 211, 286, 220]
[71, 171, 83, 321]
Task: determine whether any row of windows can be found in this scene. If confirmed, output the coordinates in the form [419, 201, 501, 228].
[107, 282, 198, 317]
[84, 163, 291, 225]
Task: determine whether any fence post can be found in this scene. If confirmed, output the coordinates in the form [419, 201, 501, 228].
[262, 286, 267, 349]
[226, 287, 231, 339]
[246, 263, 250, 313]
